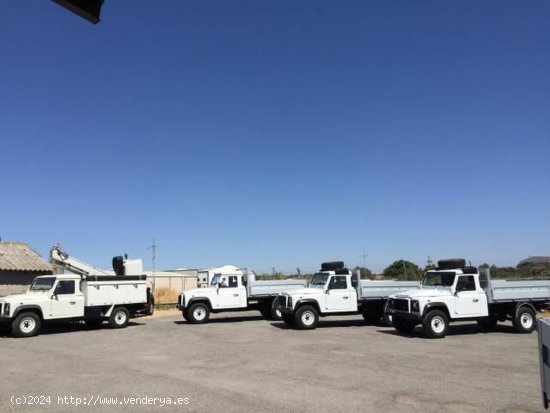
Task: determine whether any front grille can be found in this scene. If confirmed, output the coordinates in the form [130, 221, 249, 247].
[392, 298, 409, 312]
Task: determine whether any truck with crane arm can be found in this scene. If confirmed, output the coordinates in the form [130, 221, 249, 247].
[386, 258, 550, 338]
[0, 245, 153, 337]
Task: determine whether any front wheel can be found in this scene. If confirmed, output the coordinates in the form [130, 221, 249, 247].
[282, 313, 295, 325]
[513, 306, 536, 334]
[12, 312, 41, 338]
[109, 307, 130, 329]
[188, 303, 210, 324]
[294, 305, 319, 330]
[423, 310, 449, 339]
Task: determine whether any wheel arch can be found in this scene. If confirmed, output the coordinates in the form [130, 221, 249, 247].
[187, 298, 212, 311]
[295, 299, 320, 313]
[13, 305, 44, 320]
[422, 302, 450, 320]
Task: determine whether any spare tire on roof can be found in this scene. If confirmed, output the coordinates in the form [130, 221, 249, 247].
[437, 259, 466, 270]
[321, 261, 345, 271]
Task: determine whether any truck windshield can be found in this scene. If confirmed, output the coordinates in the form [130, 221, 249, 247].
[30, 277, 56, 291]
[311, 273, 329, 288]
[210, 275, 221, 287]
[422, 272, 455, 287]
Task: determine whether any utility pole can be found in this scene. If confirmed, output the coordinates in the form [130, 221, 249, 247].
[427, 255, 433, 267]
[359, 250, 368, 277]
[148, 239, 157, 293]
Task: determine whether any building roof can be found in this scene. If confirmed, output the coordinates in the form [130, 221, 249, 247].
[0, 242, 53, 273]
[519, 256, 550, 265]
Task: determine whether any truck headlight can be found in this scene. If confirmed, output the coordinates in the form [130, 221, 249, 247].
[411, 300, 419, 312]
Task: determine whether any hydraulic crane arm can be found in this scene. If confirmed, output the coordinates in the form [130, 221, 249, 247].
[49, 244, 110, 276]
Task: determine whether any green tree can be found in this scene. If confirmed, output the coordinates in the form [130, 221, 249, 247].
[383, 260, 422, 280]
[352, 266, 373, 279]
[423, 264, 436, 272]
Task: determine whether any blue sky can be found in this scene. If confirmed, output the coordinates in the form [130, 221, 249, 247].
[1, 1, 549, 273]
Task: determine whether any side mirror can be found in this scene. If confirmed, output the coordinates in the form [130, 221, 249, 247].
[324, 288, 330, 295]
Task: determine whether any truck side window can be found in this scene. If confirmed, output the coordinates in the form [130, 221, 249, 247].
[456, 276, 475, 292]
[330, 276, 347, 290]
[228, 276, 238, 288]
[56, 280, 75, 295]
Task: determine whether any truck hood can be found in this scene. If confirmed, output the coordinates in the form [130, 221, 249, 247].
[183, 288, 216, 297]
[393, 287, 452, 299]
[0, 292, 49, 304]
[284, 288, 323, 297]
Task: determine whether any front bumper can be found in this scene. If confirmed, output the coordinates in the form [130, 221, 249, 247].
[385, 308, 422, 322]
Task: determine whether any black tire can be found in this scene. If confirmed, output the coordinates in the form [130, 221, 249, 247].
[187, 303, 210, 324]
[321, 261, 345, 271]
[477, 316, 498, 330]
[513, 306, 536, 334]
[12, 312, 41, 338]
[182, 310, 190, 322]
[392, 316, 416, 334]
[423, 310, 449, 338]
[84, 318, 104, 329]
[437, 259, 466, 270]
[282, 313, 295, 325]
[145, 294, 155, 316]
[109, 307, 130, 329]
[382, 301, 393, 326]
[294, 305, 319, 330]
[270, 298, 282, 320]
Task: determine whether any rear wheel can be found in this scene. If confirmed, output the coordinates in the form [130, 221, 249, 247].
[188, 303, 210, 324]
[109, 307, 130, 329]
[513, 306, 536, 334]
[12, 312, 41, 338]
[270, 298, 282, 320]
[423, 310, 448, 338]
[294, 305, 319, 330]
[392, 316, 416, 334]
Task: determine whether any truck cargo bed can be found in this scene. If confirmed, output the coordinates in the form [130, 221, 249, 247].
[82, 278, 148, 306]
[248, 279, 308, 297]
[489, 279, 550, 302]
[360, 280, 420, 300]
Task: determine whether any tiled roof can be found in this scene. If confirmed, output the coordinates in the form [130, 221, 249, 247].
[519, 256, 550, 265]
[0, 242, 53, 273]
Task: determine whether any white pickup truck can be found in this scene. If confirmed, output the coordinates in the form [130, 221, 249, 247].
[386, 258, 550, 338]
[177, 270, 308, 324]
[277, 261, 419, 329]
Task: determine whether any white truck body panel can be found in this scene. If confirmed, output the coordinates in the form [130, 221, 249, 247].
[248, 279, 308, 297]
[490, 279, 550, 302]
[359, 280, 420, 299]
[82, 279, 148, 307]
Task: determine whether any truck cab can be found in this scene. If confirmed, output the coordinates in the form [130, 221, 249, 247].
[177, 272, 248, 323]
[386, 265, 491, 338]
[278, 262, 359, 329]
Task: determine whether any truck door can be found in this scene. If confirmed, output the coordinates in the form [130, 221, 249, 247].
[453, 275, 487, 317]
[325, 276, 356, 312]
[215, 276, 245, 308]
[50, 280, 85, 318]
[538, 318, 550, 409]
